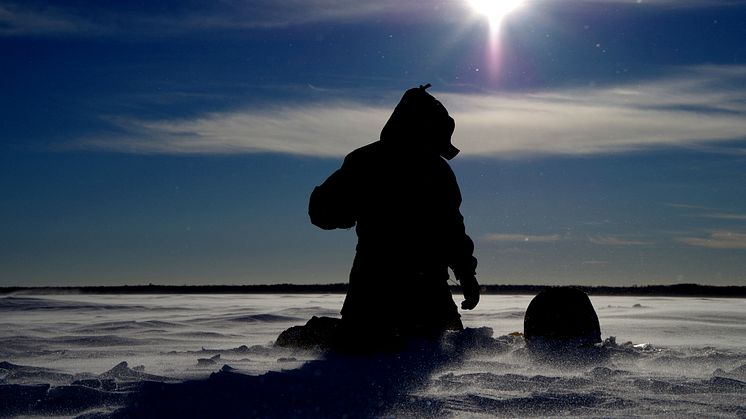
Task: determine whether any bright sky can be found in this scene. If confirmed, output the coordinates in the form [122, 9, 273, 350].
[1, 0, 745, 286]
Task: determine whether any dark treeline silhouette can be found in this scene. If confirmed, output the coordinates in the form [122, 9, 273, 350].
[2, 283, 745, 297]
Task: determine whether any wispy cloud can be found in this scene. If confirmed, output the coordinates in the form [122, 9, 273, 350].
[126, 2, 436, 33]
[678, 230, 746, 249]
[0, 1, 461, 37]
[446, 65, 746, 157]
[78, 103, 387, 156]
[182, 1, 435, 28]
[589, 236, 652, 246]
[668, 204, 746, 221]
[0, 3, 93, 36]
[76, 65, 746, 157]
[666, 203, 713, 210]
[199, 0, 746, 28]
[570, 0, 744, 6]
[2, 0, 739, 37]
[481, 233, 562, 243]
[581, 260, 609, 266]
[165, 0, 744, 30]
[696, 213, 746, 221]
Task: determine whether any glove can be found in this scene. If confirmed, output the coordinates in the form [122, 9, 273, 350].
[459, 274, 480, 310]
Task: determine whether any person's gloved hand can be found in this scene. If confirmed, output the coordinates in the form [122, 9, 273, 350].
[459, 274, 480, 310]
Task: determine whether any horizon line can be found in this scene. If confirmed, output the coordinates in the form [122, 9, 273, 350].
[2, 283, 745, 298]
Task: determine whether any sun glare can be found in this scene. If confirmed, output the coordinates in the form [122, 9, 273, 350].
[468, 0, 524, 27]
[467, 0, 525, 79]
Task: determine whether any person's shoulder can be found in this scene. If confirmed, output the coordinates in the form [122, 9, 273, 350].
[345, 141, 385, 163]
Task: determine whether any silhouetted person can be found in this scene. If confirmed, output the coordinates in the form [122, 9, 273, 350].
[309, 84, 479, 343]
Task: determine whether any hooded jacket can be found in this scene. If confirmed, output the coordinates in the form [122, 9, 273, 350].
[309, 86, 477, 331]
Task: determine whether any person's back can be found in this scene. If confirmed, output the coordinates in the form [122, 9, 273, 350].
[309, 84, 479, 342]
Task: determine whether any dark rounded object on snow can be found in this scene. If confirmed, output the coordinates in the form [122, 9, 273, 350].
[276, 316, 341, 350]
[524, 287, 601, 349]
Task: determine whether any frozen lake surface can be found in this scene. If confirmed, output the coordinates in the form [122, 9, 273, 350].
[1, 293, 745, 417]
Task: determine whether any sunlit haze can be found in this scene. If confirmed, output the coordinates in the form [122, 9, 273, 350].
[468, 0, 525, 26]
[467, 0, 525, 78]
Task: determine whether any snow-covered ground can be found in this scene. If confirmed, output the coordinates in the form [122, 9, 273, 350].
[1, 294, 744, 417]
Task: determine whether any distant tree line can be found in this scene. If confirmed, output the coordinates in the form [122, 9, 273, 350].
[1, 283, 745, 297]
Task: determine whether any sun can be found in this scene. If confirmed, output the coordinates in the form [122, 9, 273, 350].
[468, 0, 524, 27]
[466, 0, 526, 79]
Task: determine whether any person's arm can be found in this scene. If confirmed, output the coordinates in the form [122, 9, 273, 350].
[450, 221, 479, 310]
[444, 167, 480, 310]
[308, 155, 357, 230]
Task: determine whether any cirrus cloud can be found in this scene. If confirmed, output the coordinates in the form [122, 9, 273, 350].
[75, 65, 746, 158]
[696, 213, 746, 221]
[2, 0, 741, 37]
[678, 231, 746, 249]
[589, 236, 653, 246]
[481, 233, 562, 243]
[0, 3, 93, 36]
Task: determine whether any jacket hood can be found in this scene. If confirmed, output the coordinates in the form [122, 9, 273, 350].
[380, 84, 459, 160]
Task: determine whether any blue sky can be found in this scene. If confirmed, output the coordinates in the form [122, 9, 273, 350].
[1, 0, 745, 286]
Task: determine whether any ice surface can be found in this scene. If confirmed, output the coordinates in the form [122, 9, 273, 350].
[0, 294, 744, 418]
